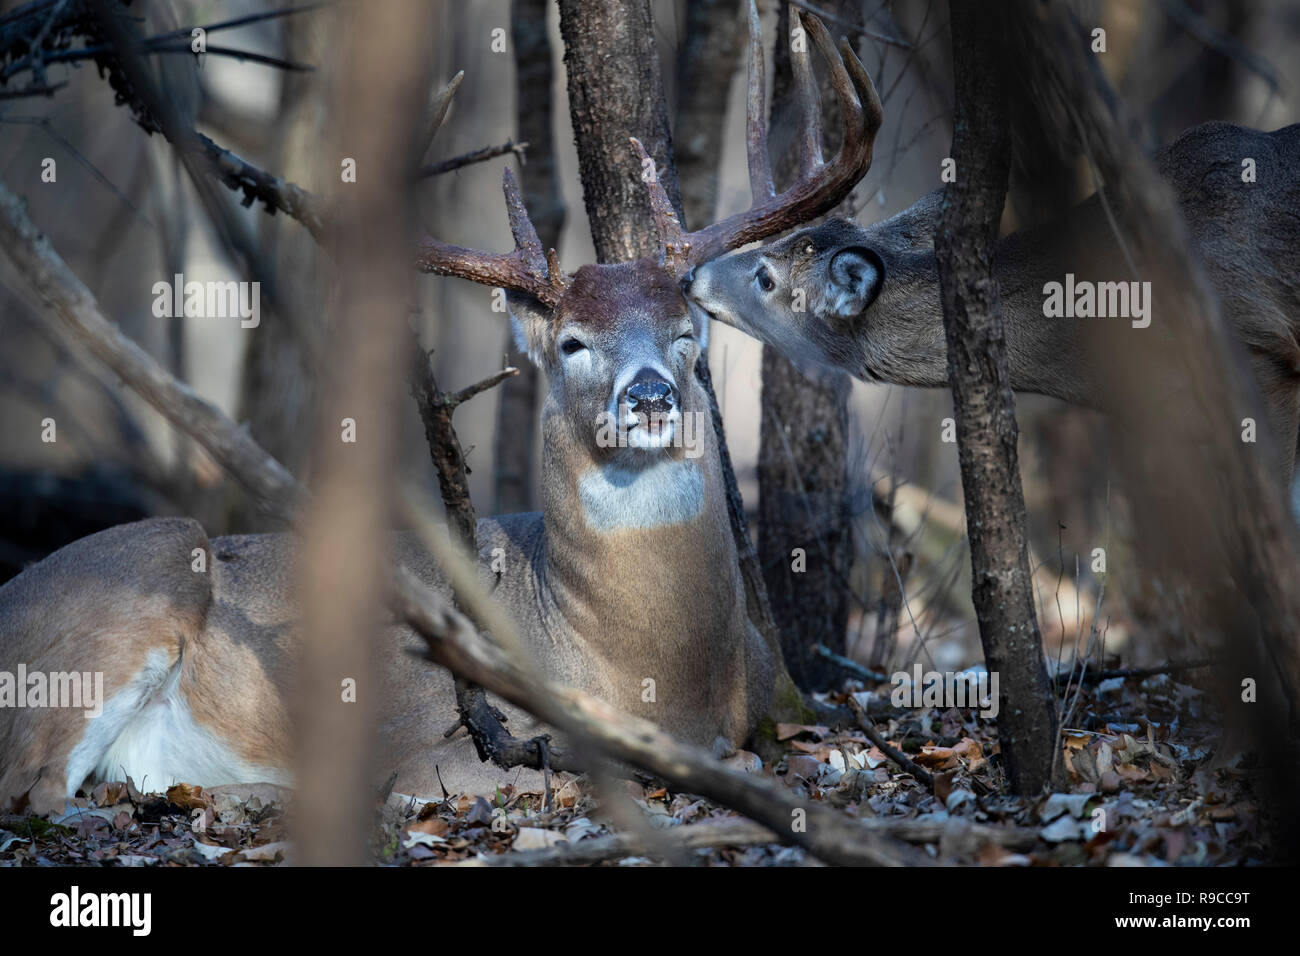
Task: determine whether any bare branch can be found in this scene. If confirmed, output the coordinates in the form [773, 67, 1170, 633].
[813, 643, 890, 683]
[419, 139, 528, 179]
[0, 0, 321, 95]
[846, 697, 934, 787]
[0, 182, 303, 519]
[464, 814, 1039, 866]
[193, 132, 326, 241]
[447, 365, 519, 408]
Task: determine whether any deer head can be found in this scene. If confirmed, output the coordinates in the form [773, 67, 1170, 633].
[415, 1, 882, 490]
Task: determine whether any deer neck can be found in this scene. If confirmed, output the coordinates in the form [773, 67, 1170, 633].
[861, 195, 1113, 407]
[535, 387, 741, 660]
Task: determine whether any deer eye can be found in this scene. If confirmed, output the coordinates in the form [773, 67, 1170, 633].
[755, 266, 775, 293]
[559, 338, 587, 356]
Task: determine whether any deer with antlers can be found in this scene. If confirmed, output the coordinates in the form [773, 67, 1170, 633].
[0, 7, 883, 811]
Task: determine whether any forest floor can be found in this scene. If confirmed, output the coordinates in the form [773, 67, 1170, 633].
[0, 665, 1272, 867]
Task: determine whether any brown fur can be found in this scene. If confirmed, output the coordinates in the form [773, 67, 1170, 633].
[0, 260, 774, 812]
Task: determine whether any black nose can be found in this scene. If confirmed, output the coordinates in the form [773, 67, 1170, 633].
[625, 371, 676, 413]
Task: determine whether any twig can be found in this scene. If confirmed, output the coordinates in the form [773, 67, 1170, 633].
[1057, 657, 1217, 688]
[405, 66, 560, 783]
[405, 339, 546, 773]
[846, 695, 934, 789]
[140, 3, 330, 47]
[814, 643, 891, 683]
[0, 114, 149, 225]
[419, 139, 528, 179]
[190, 131, 326, 241]
[0, 0, 322, 92]
[1156, 0, 1281, 95]
[470, 818, 780, 866]
[39, 42, 314, 72]
[446, 365, 519, 409]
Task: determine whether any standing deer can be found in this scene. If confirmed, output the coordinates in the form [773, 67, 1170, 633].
[684, 122, 1300, 482]
[0, 8, 882, 813]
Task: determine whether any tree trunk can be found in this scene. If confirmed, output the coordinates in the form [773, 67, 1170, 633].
[492, 0, 564, 514]
[935, 1, 1060, 794]
[557, 0, 681, 263]
[757, 0, 853, 692]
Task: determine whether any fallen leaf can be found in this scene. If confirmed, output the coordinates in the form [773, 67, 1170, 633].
[166, 783, 209, 812]
[409, 816, 449, 837]
[403, 830, 446, 849]
[512, 827, 567, 851]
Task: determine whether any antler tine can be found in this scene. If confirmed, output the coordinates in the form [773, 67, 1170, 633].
[680, 11, 881, 267]
[840, 35, 884, 151]
[546, 247, 567, 298]
[415, 167, 570, 306]
[629, 136, 691, 273]
[745, 0, 774, 203]
[791, 12, 824, 179]
[803, 16, 864, 158]
[502, 167, 546, 275]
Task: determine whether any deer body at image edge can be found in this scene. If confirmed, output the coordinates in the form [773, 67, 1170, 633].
[686, 122, 1300, 482]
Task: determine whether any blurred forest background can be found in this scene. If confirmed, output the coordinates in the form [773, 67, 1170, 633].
[1, 0, 1298, 683]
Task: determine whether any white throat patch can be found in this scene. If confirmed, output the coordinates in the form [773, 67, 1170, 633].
[577, 458, 705, 531]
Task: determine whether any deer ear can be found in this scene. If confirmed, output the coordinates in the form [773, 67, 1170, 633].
[826, 248, 884, 319]
[506, 292, 553, 366]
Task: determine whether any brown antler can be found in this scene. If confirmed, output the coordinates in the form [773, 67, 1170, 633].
[637, 0, 883, 275]
[416, 166, 571, 306]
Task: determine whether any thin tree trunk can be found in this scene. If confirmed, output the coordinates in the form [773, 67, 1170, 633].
[758, 0, 853, 692]
[492, 0, 564, 514]
[558, 0, 682, 263]
[935, 2, 1060, 795]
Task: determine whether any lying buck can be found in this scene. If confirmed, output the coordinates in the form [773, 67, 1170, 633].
[0, 8, 882, 813]
[686, 122, 1300, 482]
